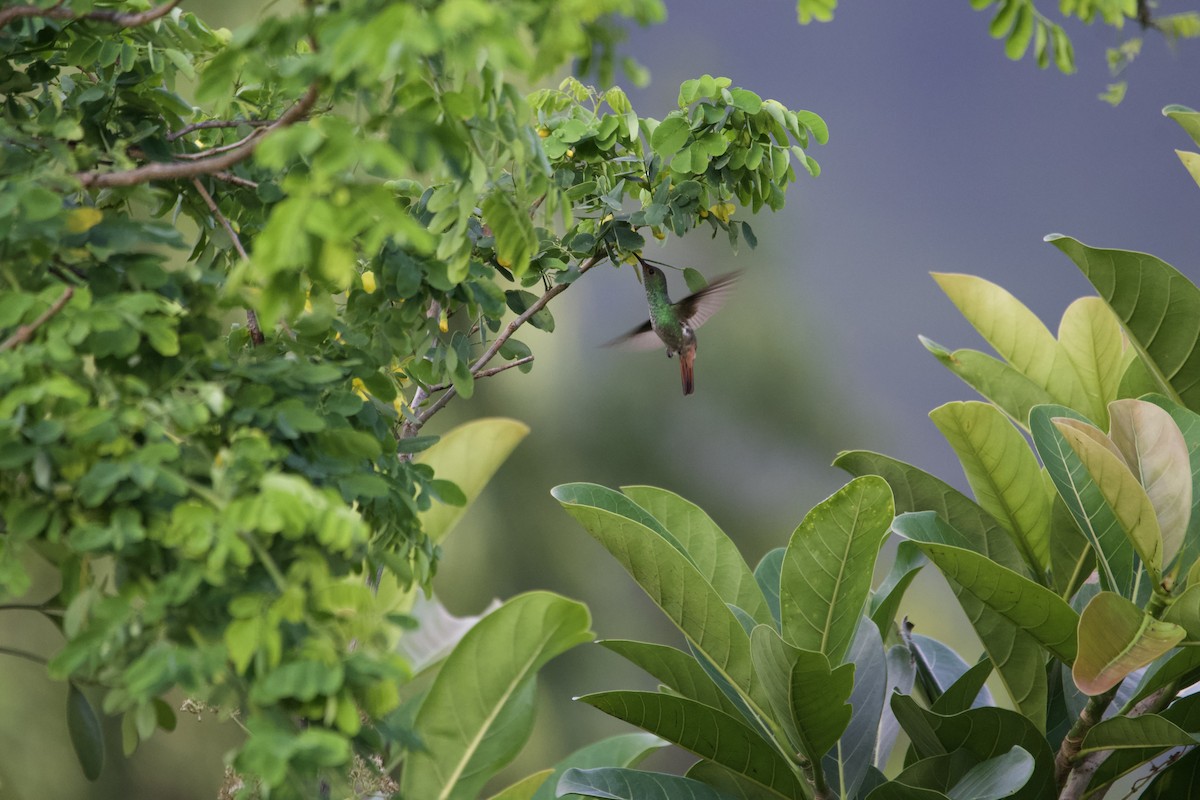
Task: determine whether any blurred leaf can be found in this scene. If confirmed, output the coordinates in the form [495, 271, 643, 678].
[487, 769, 554, 800]
[779, 476, 894, 663]
[532, 733, 668, 800]
[558, 767, 739, 800]
[416, 418, 529, 543]
[600, 640, 740, 715]
[397, 594, 502, 673]
[67, 683, 105, 781]
[1073, 591, 1184, 695]
[401, 592, 593, 800]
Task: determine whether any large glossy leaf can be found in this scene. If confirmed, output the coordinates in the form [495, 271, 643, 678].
[558, 767, 739, 800]
[890, 695, 1056, 800]
[908, 634, 978, 708]
[1128, 647, 1200, 707]
[1079, 713, 1198, 754]
[889, 511, 1050, 730]
[824, 618, 888, 798]
[930, 401, 1051, 574]
[833, 451, 1026, 574]
[1144, 396, 1200, 579]
[1053, 416, 1164, 583]
[1047, 486, 1093, 601]
[896, 513, 1078, 663]
[870, 541, 927, 636]
[554, 483, 766, 712]
[931, 272, 1088, 409]
[1046, 235, 1200, 411]
[1085, 692, 1200, 793]
[931, 657, 994, 716]
[779, 476, 894, 662]
[920, 336, 1057, 432]
[600, 640, 739, 715]
[946, 746, 1035, 800]
[415, 418, 529, 542]
[401, 592, 593, 800]
[684, 760, 793, 800]
[531, 733, 667, 800]
[1162, 584, 1200, 641]
[623, 486, 772, 625]
[749, 626, 853, 763]
[1107, 399, 1191, 568]
[487, 769, 553, 800]
[1072, 591, 1185, 695]
[754, 548, 785, 629]
[1031, 404, 1138, 598]
[1057, 297, 1126, 428]
[578, 691, 805, 798]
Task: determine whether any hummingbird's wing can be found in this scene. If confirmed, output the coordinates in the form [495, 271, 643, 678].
[675, 271, 741, 329]
[602, 319, 664, 351]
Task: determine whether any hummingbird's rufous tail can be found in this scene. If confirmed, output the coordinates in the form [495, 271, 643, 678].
[680, 348, 695, 395]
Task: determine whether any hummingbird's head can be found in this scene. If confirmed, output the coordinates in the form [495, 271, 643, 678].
[640, 262, 667, 290]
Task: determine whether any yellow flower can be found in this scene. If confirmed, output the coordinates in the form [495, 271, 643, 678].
[393, 397, 407, 416]
[537, 127, 551, 138]
[352, 378, 370, 401]
[438, 310, 449, 333]
[361, 270, 377, 294]
[496, 256, 511, 268]
[565, 147, 575, 158]
[66, 207, 102, 234]
[652, 228, 666, 240]
[708, 202, 736, 223]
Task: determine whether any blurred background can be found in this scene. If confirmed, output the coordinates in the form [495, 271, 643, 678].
[5, 1, 1200, 797]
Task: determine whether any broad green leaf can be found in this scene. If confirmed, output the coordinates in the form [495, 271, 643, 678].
[1079, 713, 1198, 754]
[559, 767, 738, 800]
[1057, 297, 1126, 427]
[931, 273, 1088, 410]
[1088, 691, 1200, 791]
[397, 594, 502, 673]
[1053, 416, 1164, 583]
[623, 486, 770, 624]
[869, 541, 927, 636]
[779, 476, 894, 662]
[894, 519, 1078, 663]
[554, 484, 766, 712]
[1177, 150, 1200, 190]
[1072, 591, 1184, 695]
[531, 733, 667, 800]
[67, 683, 105, 781]
[1165, 104, 1200, 148]
[416, 418, 529, 543]
[833, 451, 1026, 573]
[947, 746, 1034, 800]
[1047, 484, 1093, 601]
[930, 401, 1051, 574]
[1128, 647, 1200, 707]
[889, 512, 1050, 730]
[754, 548, 785, 628]
[1161, 584, 1200, 641]
[931, 657, 994, 716]
[890, 695, 1056, 800]
[684, 760, 791, 800]
[866, 783, 951, 800]
[401, 592, 593, 800]
[651, 115, 691, 157]
[1107, 399, 1191, 567]
[1047, 235, 1200, 411]
[749, 626, 852, 763]
[482, 193, 537, 277]
[578, 691, 805, 798]
[825, 618, 888, 798]
[487, 769, 553, 800]
[1144, 397, 1200, 580]
[1031, 404, 1137, 597]
[877, 643, 917, 771]
[908, 634, 976, 707]
[920, 336, 1057, 432]
[599, 640, 740, 715]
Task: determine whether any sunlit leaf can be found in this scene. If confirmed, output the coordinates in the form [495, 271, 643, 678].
[1072, 591, 1184, 695]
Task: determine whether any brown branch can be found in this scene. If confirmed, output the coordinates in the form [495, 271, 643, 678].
[0, 0, 181, 29]
[399, 253, 605, 439]
[174, 127, 268, 159]
[0, 286, 74, 351]
[77, 84, 319, 189]
[167, 118, 275, 143]
[1056, 686, 1119, 790]
[211, 171, 259, 190]
[423, 355, 534, 393]
[190, 177, 263, 345]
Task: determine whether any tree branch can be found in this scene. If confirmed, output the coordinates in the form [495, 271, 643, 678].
[77, 84, 319, 189]
[423, 355, 534, 393]
[0, 0, 181, 29]
[0, 286, 74, 351]
[1056, 686, 1119, 791]
[167, 118, 276, 143]
[191, 177, 264, 344]
[398, 253, 606, 439]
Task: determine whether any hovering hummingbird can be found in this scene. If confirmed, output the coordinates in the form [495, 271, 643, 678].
[606, 253, 740, 395]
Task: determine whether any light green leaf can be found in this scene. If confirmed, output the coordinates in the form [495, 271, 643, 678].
[1053, 415, 1164, 584]
[577, 691, 805, 798]
[401, 592, 593, 800]
[416, 418, 529, 543]
[1047, 235, 1200, 412]
[1107, 399, 1191, 567]
[623, 486, 771, 625]
[558, 767, 739, 800]
[553, 483, 767, 712]
[1072, 591, 1184, 695]
[919, 337, 1056, 432]
[1079, 713, 1198, 754]
[932, 273, 1088, 411]
[531, 733, 667, 800]
[599, 640, 740, 716]
[895, 517, 1078, 663]
[930, 401, 1051, 574]
[1161, 584, 1200, 641]
[1031, 404, 1138, 597]
[947, 746, 1034, 800]
[651, 115, 691, 157]
[1165, 104, 1200, 149]
[487, 769, 553, 800]
[483, 193, 537, 277]
[779, 476, 893, 663]
[1057, 297, 1126, 427]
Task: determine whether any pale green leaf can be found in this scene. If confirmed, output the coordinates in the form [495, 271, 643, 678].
[558, 767, 739, 800]
[1072, 591, 1184, 695]
[599, 640, 740, 716]
[919, 337, 1057, 432]
[1057, 297, 1127, 427]
[486, 769, 553, 800]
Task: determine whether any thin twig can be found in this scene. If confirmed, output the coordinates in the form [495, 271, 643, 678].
[167, 118, 275, 143]
[0, 286, 74, 351]
[174, 127, 268, 159]
[423, 355, 534, 392]
[191, 177, 263, 344]
[0, 0, 181, 28]
[0, 645, 49, 666]
[402, 253, 605, 435]
[211, 171, 259, 190]
[78, 85, 319, 189]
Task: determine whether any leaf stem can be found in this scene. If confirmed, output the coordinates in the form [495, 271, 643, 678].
[0, 285, 74, 351]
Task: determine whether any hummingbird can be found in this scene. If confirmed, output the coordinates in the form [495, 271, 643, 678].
[606, 253, 740, 395]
